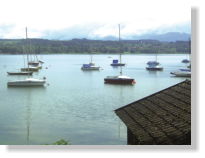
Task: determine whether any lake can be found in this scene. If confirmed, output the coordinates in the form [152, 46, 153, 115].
[0, 54, 191, 145]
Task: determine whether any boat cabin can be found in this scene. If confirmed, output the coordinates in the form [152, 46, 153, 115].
[113, 60, 118, 64]
[82, 64, 91, 68]
[147, 61, 160, 66]
[182, 59, 190, 63]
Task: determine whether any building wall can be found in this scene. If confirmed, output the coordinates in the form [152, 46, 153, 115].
[127, 127, 140, 145]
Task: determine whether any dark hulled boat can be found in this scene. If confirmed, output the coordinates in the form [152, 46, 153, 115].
[104, 24, 135, 84]
[146, 61, 163, 70]
[104, 75, 134, 84]
[181, 59, 190, 63]
[7, 71, 33, 75]
[110, 60, 125, 66]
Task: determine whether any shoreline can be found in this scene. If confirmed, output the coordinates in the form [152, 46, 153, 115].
[1, 52, 191, 55]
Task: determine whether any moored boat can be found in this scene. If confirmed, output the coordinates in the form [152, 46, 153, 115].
[21, 67, 39, 71]
[181, 59, 189, 63]
[104, 24, 135, 84]
[28, 62, 39, 65]
[170, 71, 191, 77]
[7, 71, 33, 75]
[81, 64, 100, 70]
[36, 65, 42, 69]
[111, 60, 125, 66]
[146, 61, 163, 70]
[7, 78, 46, 86]
[7, 27, 46, 86]
[104, 75, 134, 84]
[39, 60, 44, 63]
[81, 46, 100, 70]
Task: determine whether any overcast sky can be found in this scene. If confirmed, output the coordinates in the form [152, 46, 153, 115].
[0, 0, 191, 40]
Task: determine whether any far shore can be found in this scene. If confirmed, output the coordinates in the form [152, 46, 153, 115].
[1, 52, 191, 55]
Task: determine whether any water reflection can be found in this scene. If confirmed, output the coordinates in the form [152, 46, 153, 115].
[104, 82, 134, 86]
[7, 86, 47, 89]
[170, 76, 191, 78]
[112, 66, 118, 69]
[26, 88, 32, 144]
[147, 70, 159, 76]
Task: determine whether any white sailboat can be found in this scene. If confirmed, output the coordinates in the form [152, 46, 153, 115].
[171, 38, 191, 77]
[146, 45, 163, 70]
[187, 38, 191, 68]
[7, 27, 46, 86]
[170, 71, 191, 77]
[104, 24, 135, 84]
[7, 45, 33, 75]
[81, 46, 100, 70]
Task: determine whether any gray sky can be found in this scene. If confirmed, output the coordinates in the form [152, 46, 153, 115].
[0, 0, 191, 40]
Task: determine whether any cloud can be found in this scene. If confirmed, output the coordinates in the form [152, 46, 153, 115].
[0, 0, 191, 40]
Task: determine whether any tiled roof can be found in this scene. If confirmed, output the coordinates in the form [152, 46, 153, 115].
[115, 79, 191, 145]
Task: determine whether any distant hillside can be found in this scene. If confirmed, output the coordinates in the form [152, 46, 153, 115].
[144, 32, 191, 42]
[101, 32, 191, 42]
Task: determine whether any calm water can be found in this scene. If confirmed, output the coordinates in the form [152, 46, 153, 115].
[0, 54, 191, 145]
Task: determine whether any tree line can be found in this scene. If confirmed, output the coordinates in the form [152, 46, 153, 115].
[0, 39, 191, 54]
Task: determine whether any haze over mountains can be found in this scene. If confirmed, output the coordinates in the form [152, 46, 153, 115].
[100, 32, 191, 42]
[0, 32, 191, 42]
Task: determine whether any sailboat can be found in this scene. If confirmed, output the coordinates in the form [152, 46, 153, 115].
[28, 41, 39, 66]
[110, 32, 125, 66]
[34, 55, 42, 69]
[39, 53, 44, 63]
[7, 27, 46, 86]
[171, 38, 191, 77]
[21, 45, 39, 71]
[170, 71, 191, 77]
[187, 38, 191, 68]
[7, 45, 33, 75]
[181, 38, 190, 63]
[104, 24, 135, 84]
[81, 46, 100, 70]
[146, 45, 163, 70]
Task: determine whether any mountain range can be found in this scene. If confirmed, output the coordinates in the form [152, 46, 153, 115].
[100, 32, 191, 42]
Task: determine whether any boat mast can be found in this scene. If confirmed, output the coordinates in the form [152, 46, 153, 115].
[156, 41, 157, 62]
[90, 44, 92, 63]
[30, 40, 32, 62]
[23, 44, 25, 68]
[119, 24, 122, 75]
[26, 27, 29, 78]
[189, 38, 191, 63]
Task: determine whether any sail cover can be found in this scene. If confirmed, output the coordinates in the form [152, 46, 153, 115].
[83, 64, 91, 67]
[147, 61, 159, 65]
[113, 60, 118, 63]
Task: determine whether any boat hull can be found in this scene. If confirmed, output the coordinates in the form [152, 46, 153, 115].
[39, 60, 44, 63]
[36, 66, 42, 69]
[170, 72, 191, 77]
[7, 80, 46, 86]
[81, 67, 100, 70]
[104, 78, 134, 84]
[21, 68, 39, 71]
[146, 67, 163, 70]
[111, 63, 125, 66]
[7, 72, 33, 75]
[28, 62, 39, 65]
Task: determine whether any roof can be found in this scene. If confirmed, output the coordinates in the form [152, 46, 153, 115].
[114, 79, 191, 145]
